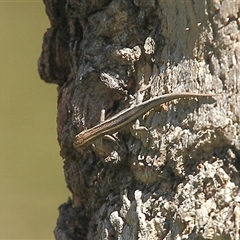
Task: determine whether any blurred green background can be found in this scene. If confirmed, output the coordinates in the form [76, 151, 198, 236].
[0, 1, 69, 239]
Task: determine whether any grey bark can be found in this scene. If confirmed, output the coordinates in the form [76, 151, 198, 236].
[38, 0, 240, 239]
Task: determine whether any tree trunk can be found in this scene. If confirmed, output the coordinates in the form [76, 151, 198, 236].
[38, 0, 240, 239]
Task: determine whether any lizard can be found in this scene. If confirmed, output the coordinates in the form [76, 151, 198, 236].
[73, 92, 216, 150]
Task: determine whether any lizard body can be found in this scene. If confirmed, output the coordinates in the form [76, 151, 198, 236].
[74, 92, 215, 149]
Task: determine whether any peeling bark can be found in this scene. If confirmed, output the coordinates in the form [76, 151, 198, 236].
[38, 0, 240, 239]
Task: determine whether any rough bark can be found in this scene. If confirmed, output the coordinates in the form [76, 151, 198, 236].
[38, 0, 240, 239]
